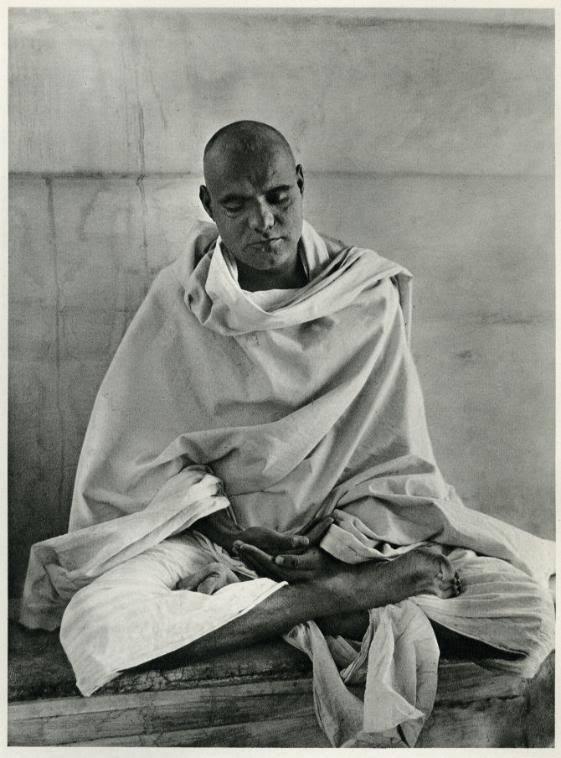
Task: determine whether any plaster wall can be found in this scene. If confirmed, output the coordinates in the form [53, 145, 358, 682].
[9, 9, 554, 595]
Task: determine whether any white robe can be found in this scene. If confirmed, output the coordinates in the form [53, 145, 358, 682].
[19, 220, 555, 747]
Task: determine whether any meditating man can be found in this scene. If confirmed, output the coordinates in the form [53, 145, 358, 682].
[20, 121, 554, 747]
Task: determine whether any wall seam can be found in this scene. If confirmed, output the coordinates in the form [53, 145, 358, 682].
[45, 176, 66, 533]
[8, 171, 554, 180]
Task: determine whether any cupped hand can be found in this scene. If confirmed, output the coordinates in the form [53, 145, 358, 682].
[233, 516, 333, 558]
[234, 543, 338, 582]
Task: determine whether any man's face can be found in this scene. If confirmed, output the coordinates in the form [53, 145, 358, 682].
[200, 146, 304, 274]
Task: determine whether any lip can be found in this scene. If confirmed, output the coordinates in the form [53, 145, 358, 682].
[249, 237, 283, 247]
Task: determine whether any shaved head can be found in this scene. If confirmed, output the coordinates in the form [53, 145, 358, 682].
[203, 120, 296, 182]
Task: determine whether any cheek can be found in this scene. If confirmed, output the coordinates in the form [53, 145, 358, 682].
[283, 208, 303, 235]
[216, 214, 245, 239]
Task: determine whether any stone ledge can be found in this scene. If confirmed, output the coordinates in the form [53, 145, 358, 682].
[8, 619, 554, 747]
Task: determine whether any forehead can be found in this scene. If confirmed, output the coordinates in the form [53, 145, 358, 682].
[206, 146, 296, 198]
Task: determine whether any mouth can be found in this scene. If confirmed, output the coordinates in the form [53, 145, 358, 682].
[249, 237, 283, 248]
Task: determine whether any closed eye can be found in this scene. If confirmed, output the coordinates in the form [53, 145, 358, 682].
[222, 202, 245, 214]
[266, 189, 291, 205]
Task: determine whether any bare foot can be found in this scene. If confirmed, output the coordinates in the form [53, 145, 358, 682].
[397, 547, 462, 599]
[322, 547, 462, 612]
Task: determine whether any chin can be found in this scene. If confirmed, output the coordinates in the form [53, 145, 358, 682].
[252, 259, 287, 271]
[245, 250, 294, 270]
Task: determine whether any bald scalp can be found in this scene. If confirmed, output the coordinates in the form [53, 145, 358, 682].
[203, 121, 296, 187]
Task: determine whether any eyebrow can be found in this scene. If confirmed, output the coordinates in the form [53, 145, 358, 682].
[219, 184, 292, 205]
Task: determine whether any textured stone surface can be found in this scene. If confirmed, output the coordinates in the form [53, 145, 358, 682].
[8, 617, 540, 704]
[9, 9, 553, 175]
[7, 620, 310, 702]
[7, 619, 555, 747]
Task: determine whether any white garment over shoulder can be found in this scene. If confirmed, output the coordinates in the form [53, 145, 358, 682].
[20, 220, 555, 747]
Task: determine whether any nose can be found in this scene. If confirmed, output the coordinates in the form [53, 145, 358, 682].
[249, 200, 274, 234]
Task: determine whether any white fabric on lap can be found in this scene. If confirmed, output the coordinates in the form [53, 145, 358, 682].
[60, 533, 285, 697]
[20, 465, 231, 631]
[285, 601, 439, 748]
[284, 548, 554, 748]
[415, 547, 555, 676]
[61, 529, 554, 745]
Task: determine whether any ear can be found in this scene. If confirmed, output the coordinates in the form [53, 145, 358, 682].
[199, 185, 214, 220]
[296, 164, 304, 195]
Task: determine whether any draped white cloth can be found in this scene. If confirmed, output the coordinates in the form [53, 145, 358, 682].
[286, 544, 553, 747]
[19, 220, 554, 746]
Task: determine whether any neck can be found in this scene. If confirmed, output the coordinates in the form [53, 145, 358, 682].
[235, 252, 308, 292]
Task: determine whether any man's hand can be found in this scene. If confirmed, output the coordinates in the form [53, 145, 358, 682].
[176, 562, 240, 594]
[234, 543, 338, 582]
[195, 507, 333, 562]
[234, 516, 333, 558]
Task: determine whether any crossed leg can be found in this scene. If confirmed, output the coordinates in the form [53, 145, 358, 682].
[148, 546, 460, 666]
[154, 544, 550, 669]
[60, 534, 552, 695]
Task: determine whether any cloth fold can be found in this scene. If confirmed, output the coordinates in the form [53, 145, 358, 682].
[20, 465, 230, 630]
[59, 533, 286, 696]
[284, 601, 440, 748]
[18, 219, 555, 746]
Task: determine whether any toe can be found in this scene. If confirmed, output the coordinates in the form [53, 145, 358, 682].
[453, 571, 463, 596]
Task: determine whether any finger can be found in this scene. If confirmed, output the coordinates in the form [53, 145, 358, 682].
[274, 552, 318, 571]
[302, 516, 334, 546]
[300, 514, 333, 534]
[261, 534, 310, 555]
[198, 568, 239, 594]
[176, 564, 220, 591]
[272, 564, 314, 582]
[233, 541, 274, 563]
[264, 555, 313, 581]
[236, 542, 273, 561]
[240, 530, 309, 555]
[274, 553, 301, 569]
[237, 543, 286, 580]
[198, 576, 219, 594]
[245, 556, 288, 581]
[239, 544, 312, 582]
[269, 534, 309, 552]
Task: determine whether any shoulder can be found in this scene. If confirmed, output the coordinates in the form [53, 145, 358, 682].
[317, 230, 410, 279]
[314, 233, 413, 336]
[317, 231, 348, 260]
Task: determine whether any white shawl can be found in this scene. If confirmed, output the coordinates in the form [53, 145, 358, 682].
[20, 219, 553, 631]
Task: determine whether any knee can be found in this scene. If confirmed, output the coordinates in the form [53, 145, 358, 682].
[59, 583, 135, 696]
[528, 580, 555, 632]
[507, 577, 555, 658]
[60, 583, 110, 650]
